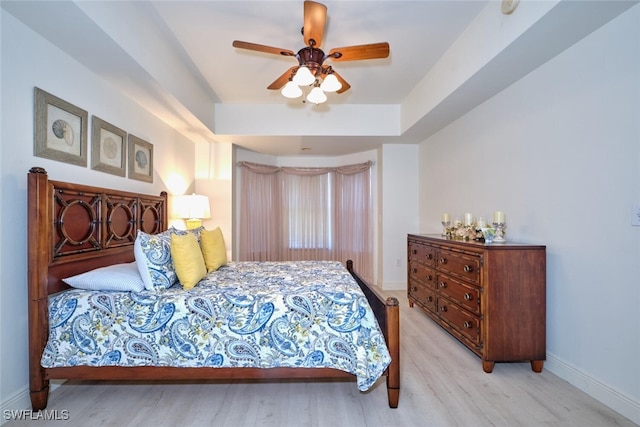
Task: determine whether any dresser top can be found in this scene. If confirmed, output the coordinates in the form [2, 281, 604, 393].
[408, 234, 546, 250]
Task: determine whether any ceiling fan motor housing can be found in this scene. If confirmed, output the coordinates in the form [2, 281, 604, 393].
[296, 46, 327, 75]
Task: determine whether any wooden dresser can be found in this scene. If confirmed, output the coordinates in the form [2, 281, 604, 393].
[407, 234, 546, 373]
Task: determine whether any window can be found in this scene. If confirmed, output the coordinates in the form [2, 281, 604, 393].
[238, 161, 373, 281]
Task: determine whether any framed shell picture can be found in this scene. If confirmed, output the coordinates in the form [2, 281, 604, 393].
[128, 134, 153, 183]
[34, 87, 88, 167]
[91, 116, 126, 176]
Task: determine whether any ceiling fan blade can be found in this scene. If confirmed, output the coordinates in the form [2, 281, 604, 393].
[232, 40, 295, 57]
[331, 71, 351, 94]
[303, 1, 327, 47]
[328, 42, 390, 62]
[267, 66, 298, 90]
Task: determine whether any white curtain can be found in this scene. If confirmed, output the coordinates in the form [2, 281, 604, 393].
[238, 161, 373, 281]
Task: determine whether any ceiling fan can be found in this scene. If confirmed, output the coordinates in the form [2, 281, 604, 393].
[232, 0, 390, 104]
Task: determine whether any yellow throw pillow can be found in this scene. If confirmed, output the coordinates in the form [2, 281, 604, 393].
[200, 227, 228, 272]
[170, 232, 207, 290]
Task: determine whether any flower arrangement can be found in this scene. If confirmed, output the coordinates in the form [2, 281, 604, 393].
[442, 212, 506, 242]
[452, 224, 477, 241]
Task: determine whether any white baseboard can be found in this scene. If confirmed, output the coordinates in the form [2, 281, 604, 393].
[1, 381, 65, 426]
[1, 386, 30, 426]
[381, 281, 405, 291]
[545, 352, 640, 425]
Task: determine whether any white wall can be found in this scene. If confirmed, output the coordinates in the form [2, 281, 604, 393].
[0, 11, 196, 417]
[377, 144, 419, 290]
[194, 140, 233, 261]
[418, 5, 639, 423]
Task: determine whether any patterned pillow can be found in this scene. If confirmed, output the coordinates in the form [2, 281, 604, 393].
[169, 226, 204, 242]
[134, 229, 177, 291]
[63, 262, 145, 292]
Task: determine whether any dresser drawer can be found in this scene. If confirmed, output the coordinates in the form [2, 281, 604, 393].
[409, 242, 436, 266]
[409, 261, 437, 289]
[409, 282, 436, 312]
[436, 249, 480, 283]
[436, 273, 480, 314]
[437, 298, 480, 344]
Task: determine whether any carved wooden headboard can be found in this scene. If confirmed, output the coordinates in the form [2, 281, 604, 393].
[27, 167, 168, 297]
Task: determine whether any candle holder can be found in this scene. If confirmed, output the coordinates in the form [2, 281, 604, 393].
[441, 219, 451, 237]
[493, 222, 506, 243]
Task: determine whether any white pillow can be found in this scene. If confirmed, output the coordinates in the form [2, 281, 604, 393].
[63, 262, 145, 292]
[134, 229, 177, 291]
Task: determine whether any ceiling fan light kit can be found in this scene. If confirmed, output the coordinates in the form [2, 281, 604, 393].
[281, 81, 303, 99]
[307, 86, 328, 104]
[320, 73, 341, 92]
[292, 66, 315, 86]
[233, 0, 389, 106]
[286, 65, 341, 104]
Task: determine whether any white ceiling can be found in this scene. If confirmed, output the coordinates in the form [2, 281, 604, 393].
[3, 1, 636, 156]
[152, 1, 485, 105]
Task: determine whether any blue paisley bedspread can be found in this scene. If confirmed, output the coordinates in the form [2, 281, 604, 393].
[42, 261, 391, 391]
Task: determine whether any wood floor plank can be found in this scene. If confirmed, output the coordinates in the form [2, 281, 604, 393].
[7, 291, 636, 427]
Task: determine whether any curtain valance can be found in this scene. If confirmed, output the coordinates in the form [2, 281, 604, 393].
[237, 160, 373, 176]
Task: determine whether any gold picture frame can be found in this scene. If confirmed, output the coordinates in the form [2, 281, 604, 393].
[128, 134, 153, 183]
[34, 87, 88, 167]
[91, 116, 126, 177]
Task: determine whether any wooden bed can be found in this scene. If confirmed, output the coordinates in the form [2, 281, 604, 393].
[27, 167, 400, 410]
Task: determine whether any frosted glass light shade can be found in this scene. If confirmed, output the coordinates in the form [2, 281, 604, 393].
[292, 66, 315, 86]
[306, 87, 327, 104]
[281, 81, 303, 98]
[320, 74, 342, 92]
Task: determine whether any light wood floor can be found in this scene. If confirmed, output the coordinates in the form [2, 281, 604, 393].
[8, 291, 636, 427]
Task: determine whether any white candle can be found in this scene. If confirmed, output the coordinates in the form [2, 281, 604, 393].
[476, 217, 486, 229]
[493, 211, 505, 224]
[441, 213, 450, 223]
[464, 213, 473, 226]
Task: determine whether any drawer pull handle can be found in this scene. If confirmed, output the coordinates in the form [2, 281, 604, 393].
[412, 268, 417, 273]
[425, 275, 432, 281]
[439, 281, 447, 288]
[439, 258, 447, 264]
[463, 265, 473, 273]
[440, 306, 448, 312]
[463, 321, 472, 329]
[412, 286, 418, 292]
[464, 293, 472, 301]
[426, 296, 433, 302]
[426, 253, 433, 260]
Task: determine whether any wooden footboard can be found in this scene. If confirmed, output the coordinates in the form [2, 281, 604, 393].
[346, 260, 400, 408]
[27, 168, 400, 410]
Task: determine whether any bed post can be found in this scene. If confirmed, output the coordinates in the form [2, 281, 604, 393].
[385, 296, 400, 408]
[27, 167, 51, 410]
[346, 260, 400, 408]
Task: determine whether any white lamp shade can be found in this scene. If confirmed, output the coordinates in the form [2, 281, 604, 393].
[175, 194, 211, 220]
[281, 81, 303, 98]
[306, 87, 327, 104]
[292, 66, 315, 86]
[320, 74, 342, 92]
